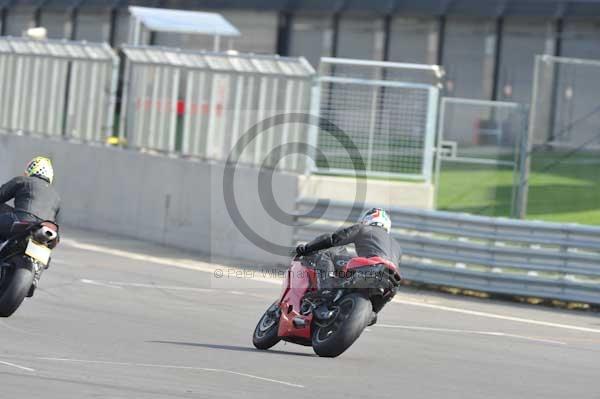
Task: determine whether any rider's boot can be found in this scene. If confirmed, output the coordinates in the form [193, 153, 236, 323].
[368, 311, 378, 326]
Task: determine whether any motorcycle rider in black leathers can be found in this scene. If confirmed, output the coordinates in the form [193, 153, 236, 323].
[296, 207, 401, 285]
[295, 208, 401, 325]
[0, 157, 60, 240]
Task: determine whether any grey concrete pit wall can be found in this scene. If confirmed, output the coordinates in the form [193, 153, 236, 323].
[0, 134, 299, 264]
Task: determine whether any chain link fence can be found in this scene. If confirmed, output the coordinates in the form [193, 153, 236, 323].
[435, 97, 528, 218]
[525, 55, 600, 224]
[0, 37, 118, 141]
[316, 57, 442, 181]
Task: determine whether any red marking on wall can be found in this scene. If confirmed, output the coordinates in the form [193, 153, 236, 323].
[135, 98, 224, 117]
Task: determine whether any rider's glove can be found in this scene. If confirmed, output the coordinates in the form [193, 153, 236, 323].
[296, 244, 309, 256]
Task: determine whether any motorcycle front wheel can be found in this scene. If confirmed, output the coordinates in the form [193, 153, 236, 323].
[252, 302, 281, 350]
[312, 293, 372, 358]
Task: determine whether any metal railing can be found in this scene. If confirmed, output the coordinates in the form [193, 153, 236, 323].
[0, 37, 118, 142]
[294, 199, 600, 304]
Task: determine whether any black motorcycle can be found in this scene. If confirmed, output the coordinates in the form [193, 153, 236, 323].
[0, 220, 59, 317]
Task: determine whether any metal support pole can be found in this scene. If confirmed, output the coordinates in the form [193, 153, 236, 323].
[69, 5, 79, 40]
[34, 6, 41, 27]
[118, 56, 131, 142]
[276, 11, 292, 56]
[548, 18, 563, 142]
[61, 61, 73, 137]
[433, 97, 447, 209]
[305, 78, 321, 175]
[516, 57, 541, 219]
[0, 7, 6, 36]
[331, 13, 340, 57]
[382, 14, 392, 61]
[436, 15, 446, 66]
[106, 48, 119, 141]
[491, 17, 504, 101]
[108, 7, 118, 47]
[515, 105, 531, 219]
[423, 87, 440, 183]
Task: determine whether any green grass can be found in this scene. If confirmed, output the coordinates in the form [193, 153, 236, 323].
[437, 151, 600, 225]
[315, 141, 600, 225]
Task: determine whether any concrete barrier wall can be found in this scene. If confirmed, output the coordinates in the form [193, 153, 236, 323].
[0, 134, 299, 264]
[298, 175, 434, 209]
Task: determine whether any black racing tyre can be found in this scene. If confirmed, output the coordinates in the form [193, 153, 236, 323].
[312, 293, 372, 358]
[253, 303, 281, 350]
[0, 260, 34, 317]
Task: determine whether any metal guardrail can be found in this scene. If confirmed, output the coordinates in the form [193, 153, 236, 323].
[294, 199, 600, 305]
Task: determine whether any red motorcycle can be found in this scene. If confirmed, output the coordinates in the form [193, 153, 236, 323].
[253, 251, 402, 357]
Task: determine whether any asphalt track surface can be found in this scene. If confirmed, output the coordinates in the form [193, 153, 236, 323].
[0, 228, 598, 398]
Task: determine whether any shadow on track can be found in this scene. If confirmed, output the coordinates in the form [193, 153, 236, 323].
[149, 341, 316, 357]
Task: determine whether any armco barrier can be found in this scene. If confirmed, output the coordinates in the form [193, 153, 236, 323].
[295, 199, 600, 304]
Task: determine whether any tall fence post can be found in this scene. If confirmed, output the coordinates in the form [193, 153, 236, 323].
[516, 55, 542, 220]
[515, 104, 532, 219]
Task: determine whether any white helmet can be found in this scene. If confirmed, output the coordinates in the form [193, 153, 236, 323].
[360, 208, 391, 233]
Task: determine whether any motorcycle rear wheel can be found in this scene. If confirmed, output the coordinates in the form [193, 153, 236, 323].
[252, 303, 281, 350]
[0, 259, 34, 317]
[312, 293, 372, 358]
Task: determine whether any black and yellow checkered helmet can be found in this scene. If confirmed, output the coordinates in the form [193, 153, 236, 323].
[25, 156, 54, 184]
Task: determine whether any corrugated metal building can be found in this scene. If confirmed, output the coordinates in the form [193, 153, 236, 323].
[1, 0, 600, 105]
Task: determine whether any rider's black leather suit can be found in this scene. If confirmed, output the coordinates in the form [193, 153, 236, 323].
[0, 176, 60, 239]
[304, 224, 402, 281]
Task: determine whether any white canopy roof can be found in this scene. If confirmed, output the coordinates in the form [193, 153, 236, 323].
[129, 6, 241, 37]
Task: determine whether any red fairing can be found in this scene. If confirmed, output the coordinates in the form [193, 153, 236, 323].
[344, 256, 400, 275]
[277, 261, 316, 339]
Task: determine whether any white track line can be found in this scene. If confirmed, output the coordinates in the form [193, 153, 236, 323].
[0, 360, 35, 372]
[106, 282, 214, 292]
[64, 239, 277, 284]
[392, 299, 600, 334]
[64, 239, 600, 335]
[80, 279, 123, 289]
[80, 280, 213, 293]
[376, 324, 566, 345]
[79, 279, 270, 299]
[36, 357, 303, 388]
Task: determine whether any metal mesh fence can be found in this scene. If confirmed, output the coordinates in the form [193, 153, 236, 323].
[524, 55, 600, 224]
[0, 37, 118, 141]
[530, 55, 600, 149]
[316, 58, 441, 180]
[435, 98, 528, 217]
[120, 46, 315, 173]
